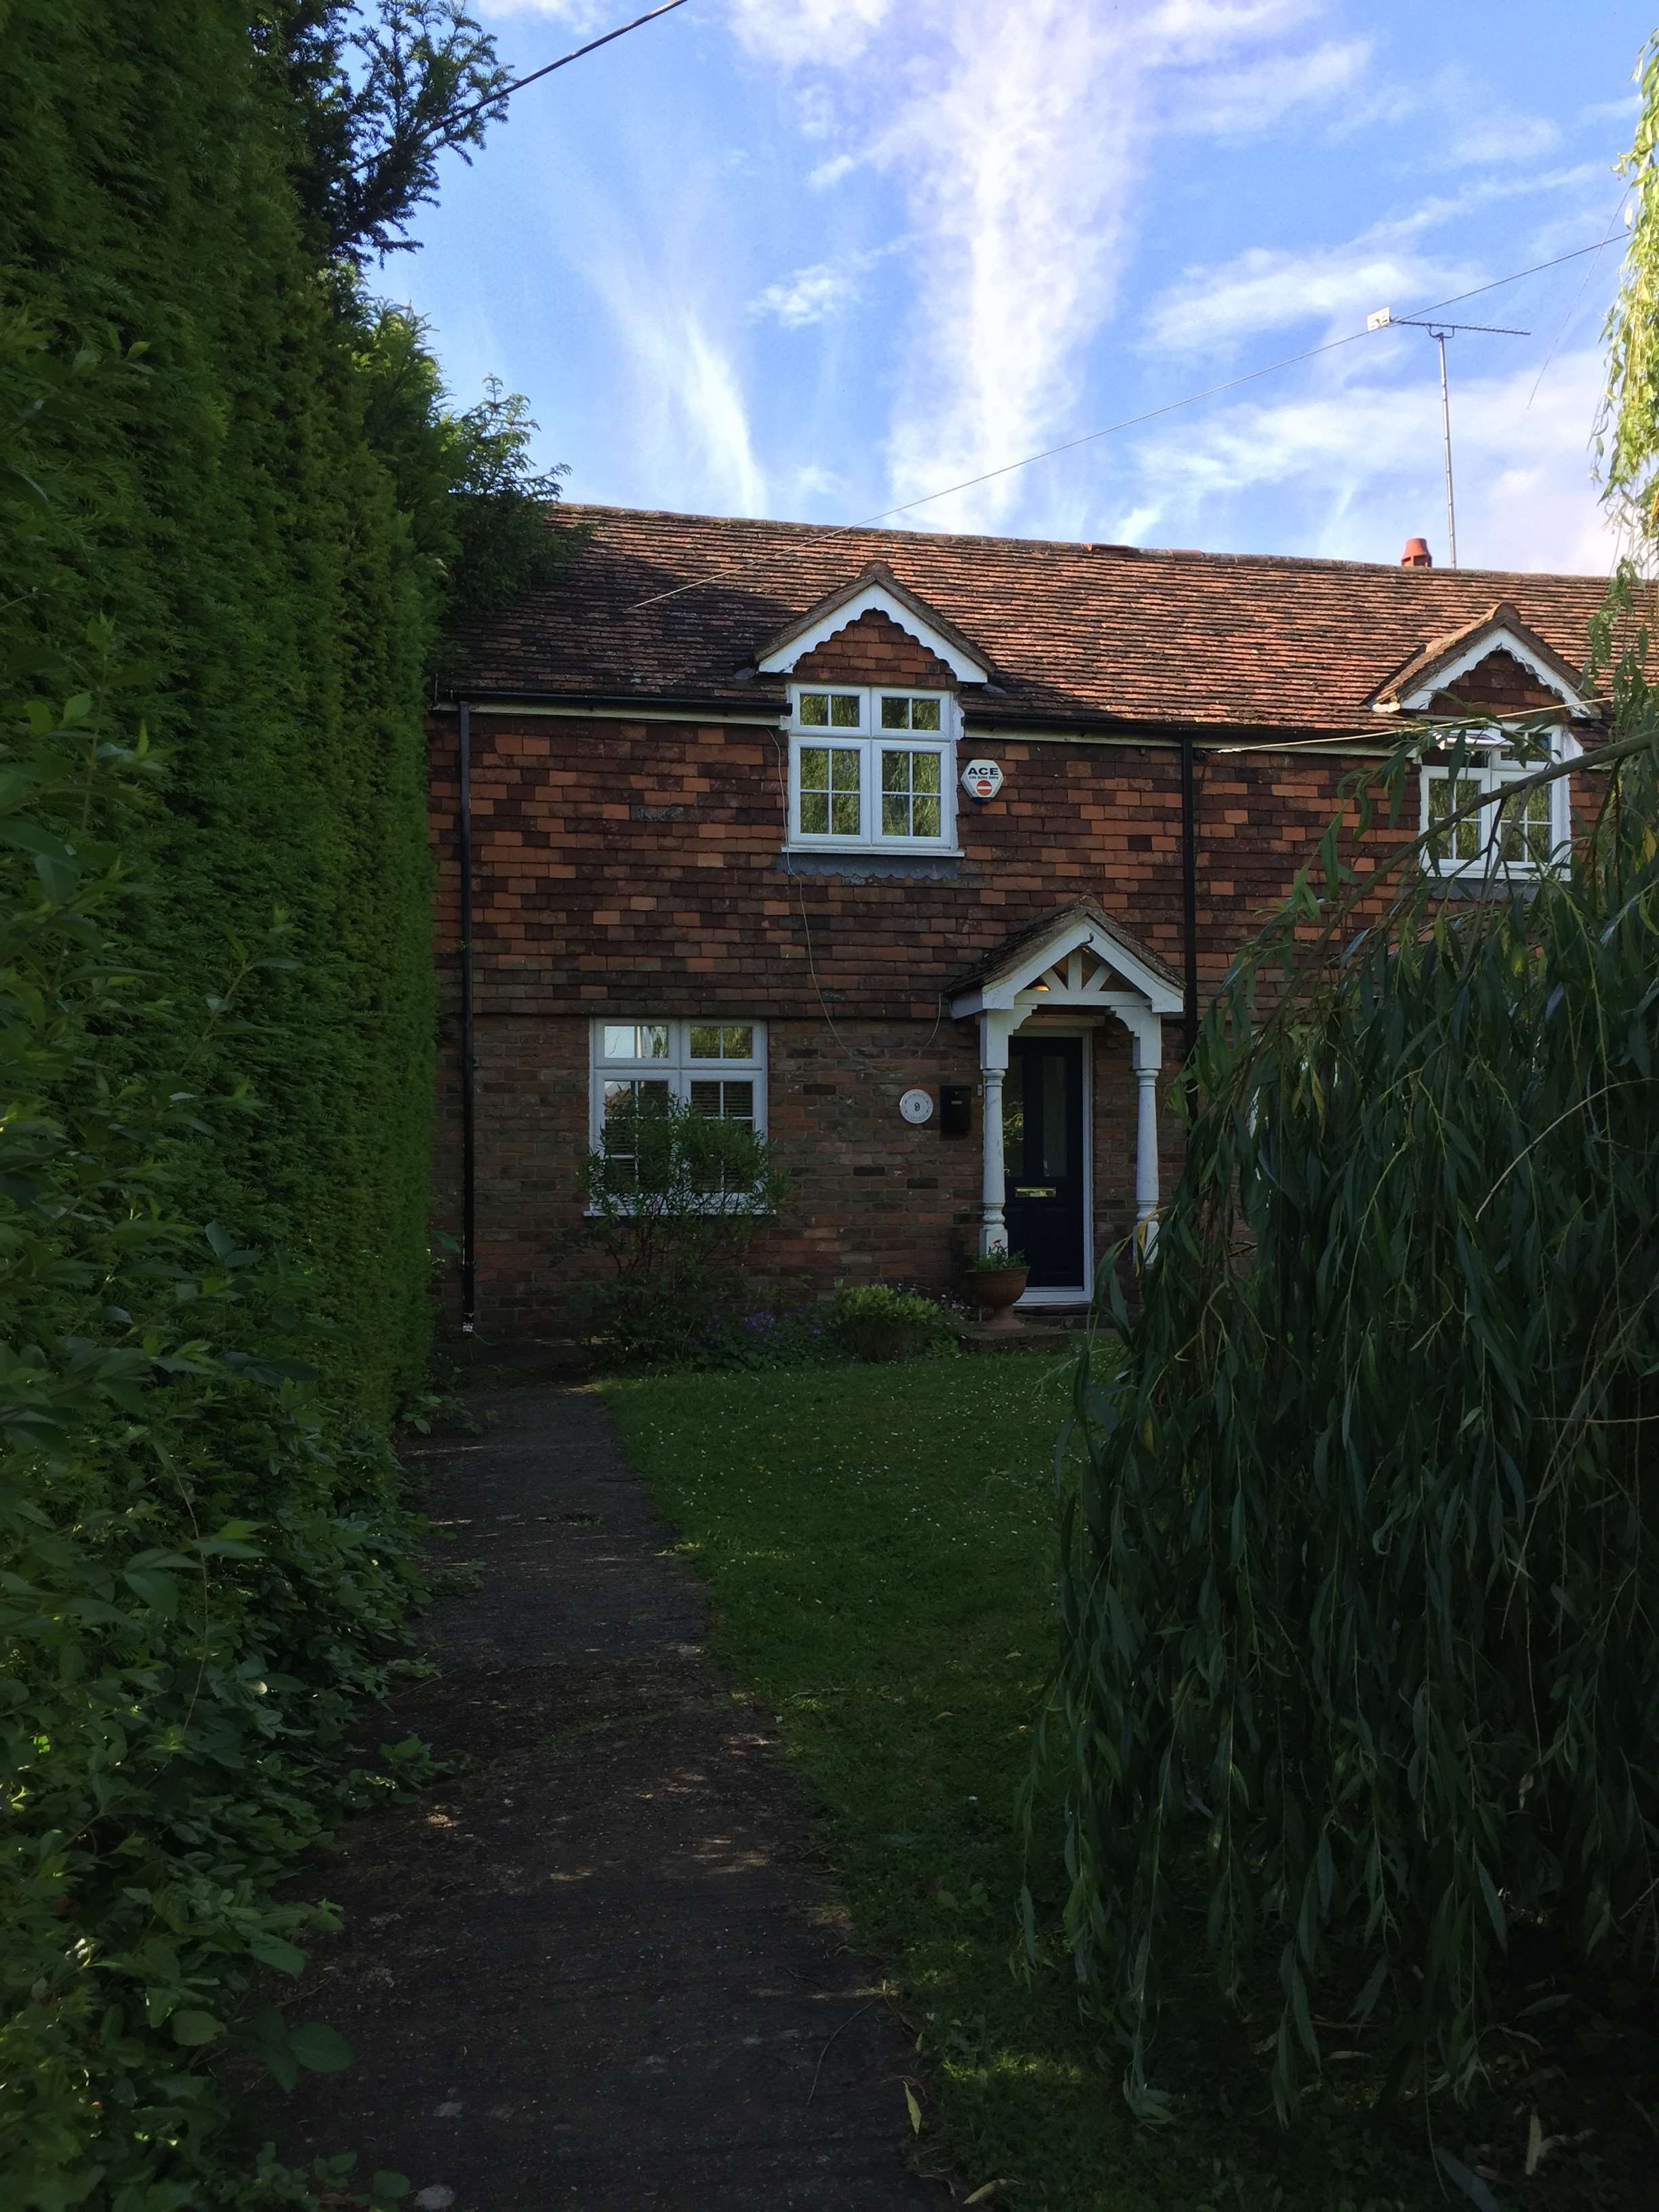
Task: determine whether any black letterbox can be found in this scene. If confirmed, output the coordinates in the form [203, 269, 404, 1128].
[939, 1084, 972, 1139]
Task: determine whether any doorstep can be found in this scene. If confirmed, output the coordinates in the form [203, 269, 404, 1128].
[961, 1304, 1092, 1351]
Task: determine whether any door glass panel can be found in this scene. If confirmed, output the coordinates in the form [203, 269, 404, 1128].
[1002, 1054, 1025, 1183]
[1041, 1051, 1069, 1176]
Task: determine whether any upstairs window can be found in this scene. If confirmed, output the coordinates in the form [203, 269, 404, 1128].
[1420, 736, 1569, 879]
[787, 685, 955, 851]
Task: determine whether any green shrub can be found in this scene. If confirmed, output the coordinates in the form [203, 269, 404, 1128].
[827, 1282, 960, 1364]
[1036, 630, 1659, 2124]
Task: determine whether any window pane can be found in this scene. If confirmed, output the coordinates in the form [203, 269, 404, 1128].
[687, 1023, 756, 1061]
[800, 743, 861, 838]
[910, 697, 941, 731]
[877, 747, 943, 839]
[880, 696, 910, 729]
[1494, 777, 1553, 866]
[1427, 771, 1482, 865]
[602, 1023, 669, 1061]
[830, 693, 860, 727]
[798, 692, 830, 725]
[689, 1078, 754, 1122]
[604, 1078, 670, 1121]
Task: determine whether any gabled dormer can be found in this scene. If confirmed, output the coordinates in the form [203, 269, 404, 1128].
[1370, 600, 1595, 722]
[758, 565, 991, 863]
[1371, 602, 1591, 882]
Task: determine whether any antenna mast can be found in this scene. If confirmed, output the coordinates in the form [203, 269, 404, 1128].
[1366, 310, 1529, 567]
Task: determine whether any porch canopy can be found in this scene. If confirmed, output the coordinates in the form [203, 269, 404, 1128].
[949, 901, 1183, 1262]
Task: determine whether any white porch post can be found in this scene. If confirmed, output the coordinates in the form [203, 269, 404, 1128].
[979, 1010, 1015, 1254]
[1126, 1012, 1163, 1257]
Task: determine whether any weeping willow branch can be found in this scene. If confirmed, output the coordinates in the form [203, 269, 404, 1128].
[1029, 626, 1659, 2129]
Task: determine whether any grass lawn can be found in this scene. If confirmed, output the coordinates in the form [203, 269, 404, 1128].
[604, 1354, 1653, 2212]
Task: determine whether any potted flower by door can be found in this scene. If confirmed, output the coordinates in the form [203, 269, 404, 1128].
[964, 1248, 1029, 1331]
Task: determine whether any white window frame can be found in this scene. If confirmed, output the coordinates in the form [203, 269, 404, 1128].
[1419, 729, 1574, 880]
[785, 683, 958, 853]
[588, 1019, 769, 1154]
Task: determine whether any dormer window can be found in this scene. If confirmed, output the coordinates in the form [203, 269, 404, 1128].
[1420, 736, 1568, 878]
[787, 685, 956, 851]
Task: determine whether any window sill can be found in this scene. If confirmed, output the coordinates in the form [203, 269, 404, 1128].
[1422, 868, 1547, 900]
[783, 842, 962, 859]
[779, 846, 964, 884]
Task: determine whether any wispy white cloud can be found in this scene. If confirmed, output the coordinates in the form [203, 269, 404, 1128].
[1148, 240, 1474, 352]
[726, 0, 895, 69]
[751, 261, 861, 328]
[1144, 155, 1618, 359]
[1170, 37, 1372, 138]
[1339, 64, 1560, 169]
[750, 241, 902, 328]
[1118, 346, 1617, 573]
[728, 0, 1370, 533]
[568, 225, 768, 514]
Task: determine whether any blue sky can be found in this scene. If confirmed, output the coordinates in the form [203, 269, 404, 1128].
[397, 0, 1654, 573]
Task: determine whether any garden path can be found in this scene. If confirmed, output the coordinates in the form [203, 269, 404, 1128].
[281, 1383, 938, 2210]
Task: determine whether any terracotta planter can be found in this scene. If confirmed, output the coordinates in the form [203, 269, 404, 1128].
[967, 1265, 1029, 1332]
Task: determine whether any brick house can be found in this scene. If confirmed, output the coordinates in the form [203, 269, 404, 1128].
[430, 508, 1610, 1339]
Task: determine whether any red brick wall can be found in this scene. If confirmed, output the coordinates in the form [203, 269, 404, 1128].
[426, 710, 1389, 1025]
[790, 607, 961, 689]
[437, 1006, 1181, 1339]
[1432, 647, 1565, 717]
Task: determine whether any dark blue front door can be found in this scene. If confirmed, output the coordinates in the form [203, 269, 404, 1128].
[1004, 1036, 1086, 1290]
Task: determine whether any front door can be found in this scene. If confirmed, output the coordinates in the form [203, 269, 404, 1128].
[1004, 1034, 1086, 1291]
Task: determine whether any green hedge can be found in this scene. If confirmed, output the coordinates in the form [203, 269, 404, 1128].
[0, 0, 442, 1420]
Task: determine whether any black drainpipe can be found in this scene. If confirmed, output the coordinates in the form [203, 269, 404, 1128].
[1179, 729, 1200, 1065]
[457, 699, 478, 1334]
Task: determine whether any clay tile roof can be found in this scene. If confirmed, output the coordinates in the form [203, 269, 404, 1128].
[1370, 600, 1593, 709]
[948, 897, 1180, 997]
[441, 504, 1629, 735]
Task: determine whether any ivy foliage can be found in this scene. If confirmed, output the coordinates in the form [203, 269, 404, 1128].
[1035, 618, 1659, 2124]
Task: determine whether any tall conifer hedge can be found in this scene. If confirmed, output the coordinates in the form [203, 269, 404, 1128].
[1, 0, 450, 1418]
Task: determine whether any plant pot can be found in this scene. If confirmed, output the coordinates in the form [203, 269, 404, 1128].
[966, 1266, 1029, 1332]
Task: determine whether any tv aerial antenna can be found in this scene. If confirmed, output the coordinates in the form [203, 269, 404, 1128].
[1366, 309, 1529, 567]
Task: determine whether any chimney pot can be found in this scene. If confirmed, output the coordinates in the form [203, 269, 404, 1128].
[1401, 536, 1433, 568]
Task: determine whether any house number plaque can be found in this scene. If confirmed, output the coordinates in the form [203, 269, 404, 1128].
[960, 758, 1003, 802]
[899, 1088, 935, 1125]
